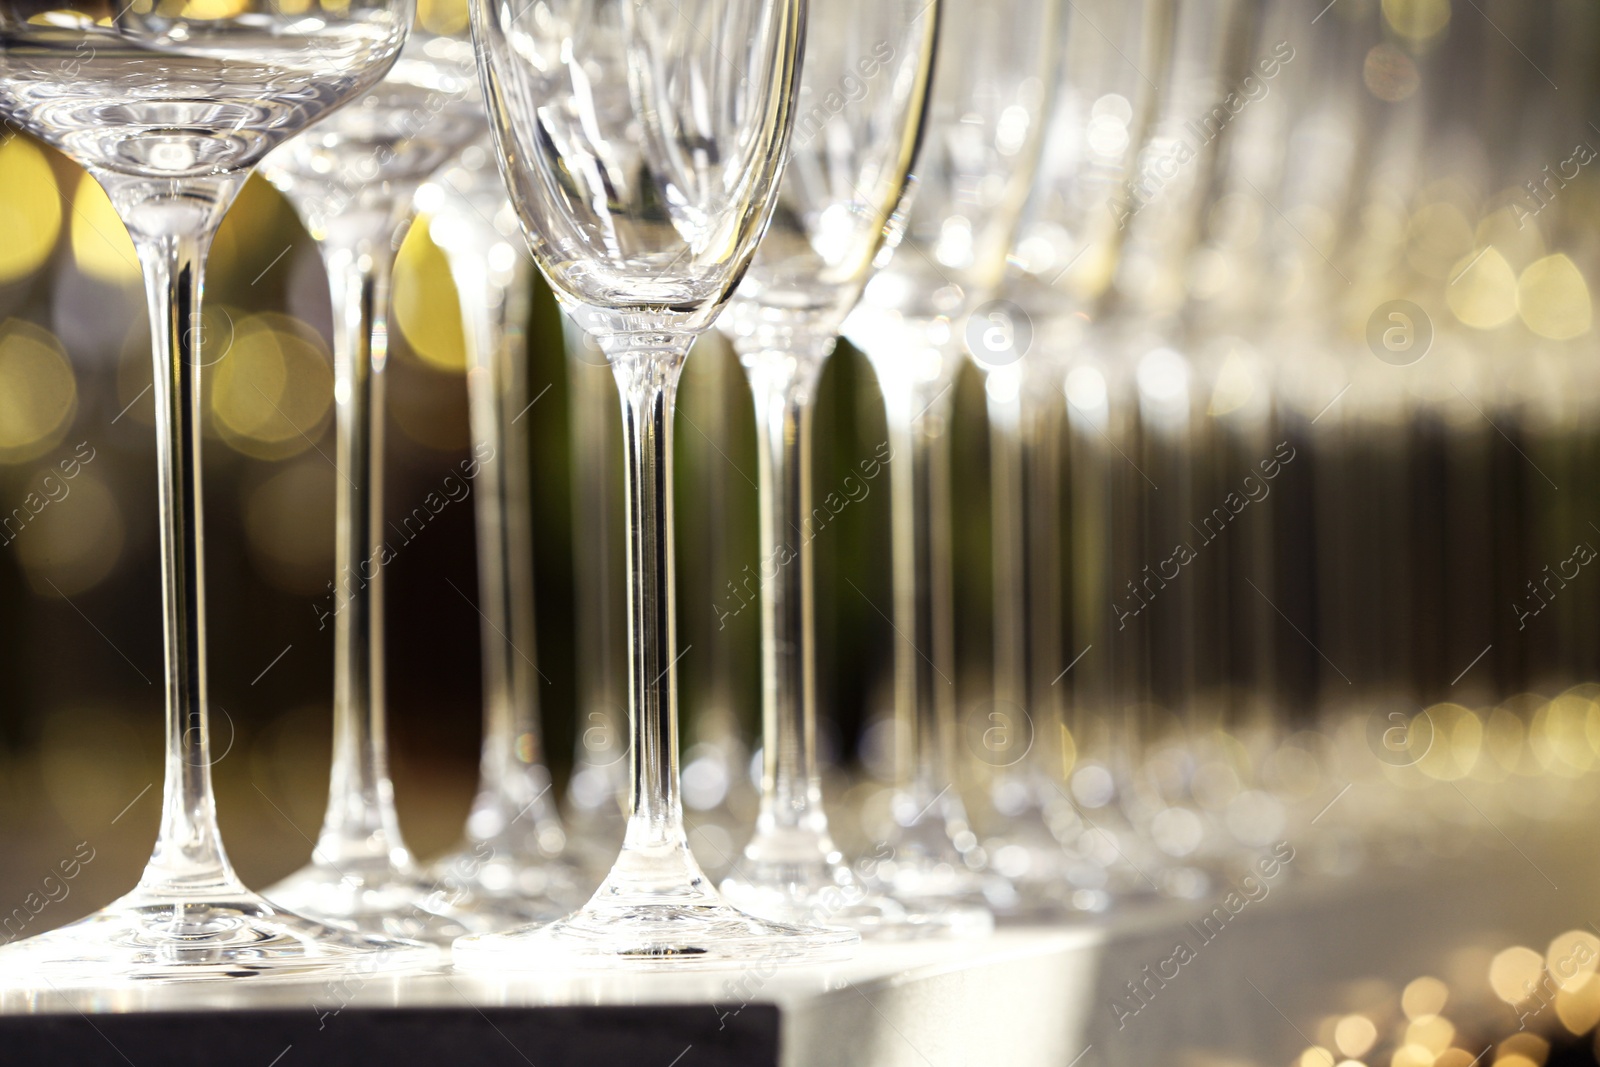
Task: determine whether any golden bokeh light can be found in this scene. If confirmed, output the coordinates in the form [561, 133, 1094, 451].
[1207, 350, 1259, 417]
[1382, 0, 1450, 41]
[1416, 704, 1480, 781]
[1497, 1033, 1548, 1066]
[1300, 1048, 1336, 1067]
[1532, 695, 1596, 774]
[71, 171, 141, 285]
[1477, 204, 1545, 270]
[394, 214, 468, 372]
[1516, 254, 1591, 340]
[1389, 1045, 1433, 1067]
[0, 136, 62, 285]
[1335, 1015, 1378, 1058]
[1446, 247, 1519, 330]
[209, 312, 335, 460]
[1556, 974, 1600, 1035]
[1545, 931, 1600, 992]
[1488, 946, 1544, 1005]
[1483, 705, 1527, 775]
[15, 470, 124, 597]
[0, 318, 77, 464]
[418, 0, 467, 35]
[180, 0, 248, 18]
[1403, 1013, 1454, 1055]
[1401, 977, 1449, 1020]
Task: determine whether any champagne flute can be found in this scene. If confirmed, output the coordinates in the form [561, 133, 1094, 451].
[0, 0, 427, 980]
[972, 0, 1177, 908]
[455, 0, 857, 967]
[257, 22, 487, 944]
[713, 0, 942, 934]
[979, 0, 1172, 916]
[419, 145, 589, 927]
[841, 0, 1060, 921]
[1061, 0, 1255, 900]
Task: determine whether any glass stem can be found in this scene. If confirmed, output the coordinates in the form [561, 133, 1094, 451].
[883, 375, 959, 803]
[318, 238, 410, 870]
[739, 337, 834, 850]
[458, 253, 559, 845]
[607, 341, 695, 865]
[132, 217, 244, 898]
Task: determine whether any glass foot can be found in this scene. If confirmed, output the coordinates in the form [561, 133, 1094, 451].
[989, 862, 1111, 921]
[0, 887, 438, 985]
[452, 899, 858, 971]
[720, 833, 986, 939]
[428, 844, 592, 931]
[264, 857, 477, 945]
[984, 809, 1112, 921]
[866, 786, 1000, 932]
[453, 841, 858, 970]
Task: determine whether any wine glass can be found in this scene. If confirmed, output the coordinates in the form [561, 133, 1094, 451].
[417, 145, 590, 927]
[712, 0, 942, 934]
[839, 0, 1060, 922]
[454, 0, 857, 967]
[1088, 0, 1257, 896]
[256, 19, 488, 944]
[0, 0, 429, 980]
[974, 0, 1172, 917]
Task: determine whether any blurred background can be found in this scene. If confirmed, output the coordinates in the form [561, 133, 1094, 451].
[2, 0, 1600, 950]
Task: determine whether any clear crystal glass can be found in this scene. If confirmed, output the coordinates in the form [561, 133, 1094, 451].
[1076, 0, 1258, 899]
[0, 0, 434, 981]
[840, 0, 1061, 922]
[454, 0, 857, 968]
[419, 144, 591, 928]
[978, 0, 1173, 917]
[712, 0, 952, 936]
[256, 25, 489, 945]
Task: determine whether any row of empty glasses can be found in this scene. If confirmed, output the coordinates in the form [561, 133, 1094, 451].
[0, 0, 1596, 981]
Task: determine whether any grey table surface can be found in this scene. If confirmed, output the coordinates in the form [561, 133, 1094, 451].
[0, 826, 1585, 1067]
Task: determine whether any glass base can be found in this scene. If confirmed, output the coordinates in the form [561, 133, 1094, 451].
[990, 865, 1111, 922]
[0, 886, 438, 985]
[867, 785, 1001, 931]
[452, 899, 858, 971]
[984, 806, 1113, 921]
[720, 833, 987, 939]
[428, 843, 592, 932]
[453, 839, 859, 970]
[263, 857, 477, 946]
